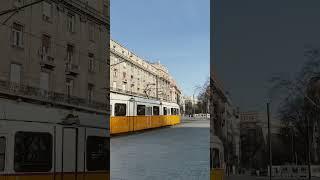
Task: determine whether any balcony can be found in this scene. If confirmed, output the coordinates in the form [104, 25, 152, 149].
[62, 0, 109, 25]
[65, 63, 80, 76]
[40, 55, 55, 70]
[0, 79, 107, 112]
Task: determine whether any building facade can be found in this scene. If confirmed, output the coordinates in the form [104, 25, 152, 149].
[210, 77, 240, 173]
[239, 111, 267, 169]
[0, 0, 110, 177]
[0, 0, 110, 109]
[110, 39, 181, 104]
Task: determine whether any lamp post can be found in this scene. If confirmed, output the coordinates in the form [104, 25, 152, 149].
[267, 102, 272, 180]
[192, 86, 201, 117]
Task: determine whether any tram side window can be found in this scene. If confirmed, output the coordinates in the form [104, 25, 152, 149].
[211, 148, 220, 169]
[171, 108, 174, 115]
[137, 105, 146, 116]
[153, 106, 160, 115]
[86, 136, 109, 171]
[115, 103, 126, 116]
[14, 132, 52, 172]
[146, 106, 152, 116]
[163, 107, 167, 115]
[0, 137, 5, 171]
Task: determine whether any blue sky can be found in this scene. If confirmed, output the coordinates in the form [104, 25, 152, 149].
[111, 0, 210, 96]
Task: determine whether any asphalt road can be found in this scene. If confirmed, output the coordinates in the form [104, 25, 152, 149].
[226, 175, 320, 180]
[110, 119, 209, 180]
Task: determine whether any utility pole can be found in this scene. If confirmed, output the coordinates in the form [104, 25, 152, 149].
[305, 98, 311, 180]
[267, 103, 272, 180]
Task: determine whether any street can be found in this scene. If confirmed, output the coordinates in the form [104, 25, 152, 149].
[110, 118, 209, 180]
[226, 175, 320, 180]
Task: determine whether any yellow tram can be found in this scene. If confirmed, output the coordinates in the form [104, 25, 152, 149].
[211, 135, 225, 180]
[0, 98, 110, 180]
[110, 93, 181, 135]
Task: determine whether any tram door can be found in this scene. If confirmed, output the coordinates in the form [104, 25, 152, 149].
[62, 128, 78, 180]
[0, 135, 7, 180]
[128, 100, 135, 132]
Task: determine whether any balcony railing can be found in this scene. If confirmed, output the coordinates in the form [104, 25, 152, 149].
[64, 0, 109, 25]
[65, 63, 80, 76]
[0, 79, 108, 112]
[40, 55, 55, 69]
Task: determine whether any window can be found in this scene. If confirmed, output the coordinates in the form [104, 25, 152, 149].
[115, 103, 126, 116]
[88, 53, 95, 72]
[12, 23, 24, 47]
[153, 106, 160, 115]
[66, 78, 74, 96]
[14, 132, 52, 172]
[67, 13, 75, 33]
[146, 106, 152, 116]
[67, 44, 74, 63]
[88, 22, 95, 41]
[123, 72, 126, 79]
[0, 137, 6, 171]
[122, 83, 126, 91]
[42, 1, 52, 21]
[41, 34, 51, 54]
[137, 105, 146, 116]
[163, 107, 167, 115]
[113, 69, 118, 77]
[171, 108, 175, 115]
[88, 84, 94, 102]
[10, 63, 21, 84]
[40, 72, 49, 91]
[113, 81, 117, 89]
[86, 136, 109, 171]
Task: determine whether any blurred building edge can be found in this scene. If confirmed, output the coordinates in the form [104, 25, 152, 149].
[0, 0, 110, 131]
[109, 39, 183, 112]
[210, 77, 241, 174]
[239, 111, 267, 170]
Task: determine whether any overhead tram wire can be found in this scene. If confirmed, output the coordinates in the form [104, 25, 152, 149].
[0, 0, 45, 17]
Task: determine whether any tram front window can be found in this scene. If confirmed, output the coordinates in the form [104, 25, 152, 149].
[0, 137, 5, 171]
[14, 132, 52, 172]
[86, 136, 109, 171]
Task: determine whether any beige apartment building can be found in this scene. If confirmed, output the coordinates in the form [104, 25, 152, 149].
[110, 39, 182, 104]
[0, 0, 109, 118]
